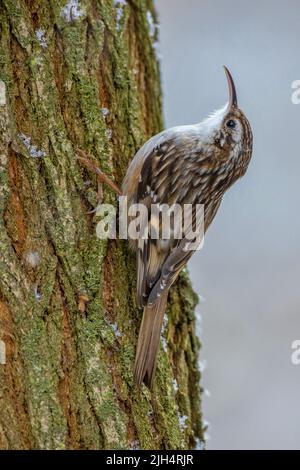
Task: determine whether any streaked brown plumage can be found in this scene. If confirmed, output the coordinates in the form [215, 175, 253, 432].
[122, 67, 253, 388]
[77, 66, 253, 390]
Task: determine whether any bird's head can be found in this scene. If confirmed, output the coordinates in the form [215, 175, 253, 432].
[200, 67, 253, 178]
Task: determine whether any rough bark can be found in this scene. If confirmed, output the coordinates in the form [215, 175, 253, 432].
[0, 0, 203, 449]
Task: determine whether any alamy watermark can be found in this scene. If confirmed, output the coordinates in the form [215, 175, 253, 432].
[95, 196, 205, 251]
[291, 340, 300, 365]
[0, 340, 6, 365]
[291, 80, 300, 104]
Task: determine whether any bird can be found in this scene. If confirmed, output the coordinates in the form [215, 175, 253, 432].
[78, 66, 253, 389]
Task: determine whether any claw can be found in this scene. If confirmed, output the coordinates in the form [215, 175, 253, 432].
[86, 203, 102, 215]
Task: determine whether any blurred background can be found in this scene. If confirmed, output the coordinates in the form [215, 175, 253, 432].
[156, 0, 300, 449]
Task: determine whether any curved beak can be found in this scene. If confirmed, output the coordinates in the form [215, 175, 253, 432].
[223, 66, 238, 109]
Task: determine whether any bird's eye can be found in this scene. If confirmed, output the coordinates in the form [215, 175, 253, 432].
[226, 119, 236, 129]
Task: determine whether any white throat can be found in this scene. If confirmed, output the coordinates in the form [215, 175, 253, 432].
[198, 103, 228, 143]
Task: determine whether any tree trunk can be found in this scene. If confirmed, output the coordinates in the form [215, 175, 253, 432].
[0, 0, 203, 449]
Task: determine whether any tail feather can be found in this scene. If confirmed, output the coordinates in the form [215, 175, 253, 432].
[134, 291, 168, 389]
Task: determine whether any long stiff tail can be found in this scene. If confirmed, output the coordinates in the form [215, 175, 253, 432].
[134, 291, 168, 389]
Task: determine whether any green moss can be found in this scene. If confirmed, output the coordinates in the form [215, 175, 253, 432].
[0, 0, 203, 449]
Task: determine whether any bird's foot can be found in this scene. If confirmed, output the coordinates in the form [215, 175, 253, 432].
[76, 149, 122, 212]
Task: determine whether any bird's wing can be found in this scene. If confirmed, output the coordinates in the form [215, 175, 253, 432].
[146, 193, 223, 305]
[132, 128, 207, 307]
[147, 212, 203, 304]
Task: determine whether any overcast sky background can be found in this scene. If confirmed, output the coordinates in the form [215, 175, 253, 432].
[156, 0, 300, 449]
